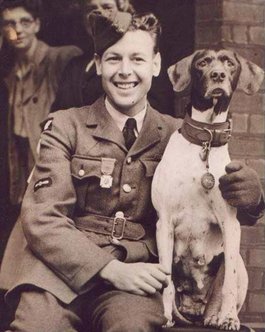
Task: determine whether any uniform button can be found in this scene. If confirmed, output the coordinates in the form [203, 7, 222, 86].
[126, 157, 132, 164]
[123, 184, 132, 193]
[78, 169, 85, 177]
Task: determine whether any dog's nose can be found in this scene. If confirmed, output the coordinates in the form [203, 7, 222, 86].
[210, 70, 226, 82]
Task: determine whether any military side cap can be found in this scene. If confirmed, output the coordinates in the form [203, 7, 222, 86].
[88, 9, 132, 55]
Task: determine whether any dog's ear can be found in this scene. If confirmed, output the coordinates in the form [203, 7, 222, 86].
[168, 52, 198, 92]
[236, 54, 264, 95]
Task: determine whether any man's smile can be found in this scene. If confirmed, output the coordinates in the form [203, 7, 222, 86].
[113, 82, 139, 89]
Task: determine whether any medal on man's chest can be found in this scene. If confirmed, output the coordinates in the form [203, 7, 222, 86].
[100, 158, 116, 188]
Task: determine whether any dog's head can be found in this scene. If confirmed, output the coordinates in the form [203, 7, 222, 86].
[168, 49, 264, 112]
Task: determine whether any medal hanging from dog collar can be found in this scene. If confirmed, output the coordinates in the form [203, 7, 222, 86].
[200, 130, 215, 190]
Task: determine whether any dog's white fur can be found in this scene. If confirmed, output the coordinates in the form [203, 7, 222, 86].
[152, 50, 264, 330]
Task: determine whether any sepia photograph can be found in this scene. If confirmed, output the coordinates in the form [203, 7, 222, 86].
[0, 0, 264, 331]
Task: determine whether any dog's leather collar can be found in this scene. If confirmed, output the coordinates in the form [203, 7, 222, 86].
[180, 113, 232, 147]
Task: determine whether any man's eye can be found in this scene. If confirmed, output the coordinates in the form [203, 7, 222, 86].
[2, 20, 14, 27]
[102, 4, 114, 10]
[106, 57, 120, 62]
[134, 57, 145, 63]
[21, 18, 34, 25]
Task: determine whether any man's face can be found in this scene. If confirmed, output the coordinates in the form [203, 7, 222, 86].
[1, 6, 40, 51]
[87, 0, 118, 18]
[97, 0, 118, 13]
[95, 30, 161, 116]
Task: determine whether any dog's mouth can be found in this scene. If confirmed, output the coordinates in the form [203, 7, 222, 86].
[211, 88, 225, 97]
[204, 87, 231, 100]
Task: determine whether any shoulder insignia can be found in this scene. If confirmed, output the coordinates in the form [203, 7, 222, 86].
[34, 177, 52, 192]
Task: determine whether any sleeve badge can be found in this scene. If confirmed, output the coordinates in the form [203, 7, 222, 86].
[34, 177, 53, 192]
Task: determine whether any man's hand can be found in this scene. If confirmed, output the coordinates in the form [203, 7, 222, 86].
[219, 160, 262, 209]
[99, 260, 170, 296]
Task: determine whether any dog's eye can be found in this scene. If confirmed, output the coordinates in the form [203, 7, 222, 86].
[197, 60, 207, 67]
[226, 59, 235, 67]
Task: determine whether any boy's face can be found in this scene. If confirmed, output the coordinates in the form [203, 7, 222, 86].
[97, 0, 118, 13]
[86, 0, 118, 18]
[95, 30, 161, 116]
[1, 6, 40, 51]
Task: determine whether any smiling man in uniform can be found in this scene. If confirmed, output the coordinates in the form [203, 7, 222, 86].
[1, 9, 263, 332]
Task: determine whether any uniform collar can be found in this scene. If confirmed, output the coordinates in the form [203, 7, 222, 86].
[105, 97, 147, 133]
[86, 96, 163, 154]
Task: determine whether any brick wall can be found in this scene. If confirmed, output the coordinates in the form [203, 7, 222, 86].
[195, 0, 265, 324]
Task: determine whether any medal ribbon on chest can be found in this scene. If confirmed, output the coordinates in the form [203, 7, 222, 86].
[100, 158, 116, 188]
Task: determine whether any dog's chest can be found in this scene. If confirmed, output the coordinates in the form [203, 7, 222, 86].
[153, 130, 231, 207]
[152, 131, 232, 261]
[152, 132, 234, 272]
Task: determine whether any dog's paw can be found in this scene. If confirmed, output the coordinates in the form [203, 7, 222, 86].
[163, 319, 175, 328]
[204, 315, 218, 327]
[163, 309, 174, 327]
[162, 282, 175, 325]
[218, 315, 240, 330]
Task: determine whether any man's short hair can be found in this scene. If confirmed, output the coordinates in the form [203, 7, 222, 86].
[129, 13, 161, 54]
[0, 0, 43, 19]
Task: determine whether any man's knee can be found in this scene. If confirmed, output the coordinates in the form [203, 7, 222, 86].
[91, 290, 166, 332]
[7, 289, 81, 332]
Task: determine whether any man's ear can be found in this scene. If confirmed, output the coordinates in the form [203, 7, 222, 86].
[34, 18, 41, 34]
[152, 52, 161, 77]
[94, 54, 102, 75]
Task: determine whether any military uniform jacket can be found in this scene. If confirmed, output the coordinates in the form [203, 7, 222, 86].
[0, 97, 178, 305]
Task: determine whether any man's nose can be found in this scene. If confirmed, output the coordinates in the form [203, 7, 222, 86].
[13, 22, 24, 33]
[118, 59, 132, 77]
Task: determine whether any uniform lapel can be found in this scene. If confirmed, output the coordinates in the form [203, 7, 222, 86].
[129, 104, 162, 156]
[86, 97, 126, 151]
[86, 99, 163, 155]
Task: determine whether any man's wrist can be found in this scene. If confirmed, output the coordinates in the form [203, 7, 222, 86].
[244, 195, 265, 217]
[98, 259, 120, 281]
[237, 195, 265, 225]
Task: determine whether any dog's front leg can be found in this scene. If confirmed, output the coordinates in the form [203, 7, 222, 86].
[156, 214, 175, 327]
[215, 202, 241, 330]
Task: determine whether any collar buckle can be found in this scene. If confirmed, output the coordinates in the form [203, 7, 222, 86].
[212, 127, 232, 146]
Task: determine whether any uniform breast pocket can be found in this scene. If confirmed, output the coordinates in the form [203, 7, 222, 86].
[141, 159, 161, 178]
[71, 156, 102, 211]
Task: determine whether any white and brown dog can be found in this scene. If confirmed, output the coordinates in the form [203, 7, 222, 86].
[152, 50, 264, 330]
